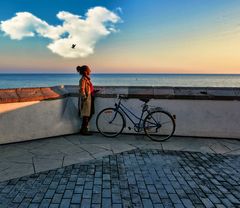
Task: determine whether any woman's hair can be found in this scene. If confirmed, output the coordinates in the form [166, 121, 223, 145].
[76, 65, 89, 75]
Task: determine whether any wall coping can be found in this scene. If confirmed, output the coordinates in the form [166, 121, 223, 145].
[0, 85, 240, 104]
[0, 87, 65, 104]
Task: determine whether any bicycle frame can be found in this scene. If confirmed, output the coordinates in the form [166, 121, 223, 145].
[114, 98, 147, 131]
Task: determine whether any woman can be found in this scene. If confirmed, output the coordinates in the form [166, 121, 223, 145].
[77, 65, 95, 135]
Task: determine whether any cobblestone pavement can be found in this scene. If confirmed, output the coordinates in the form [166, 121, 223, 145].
[0, 149, 240, 208]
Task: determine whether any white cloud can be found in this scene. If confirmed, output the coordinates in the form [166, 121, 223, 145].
[0, 7, 121, 58]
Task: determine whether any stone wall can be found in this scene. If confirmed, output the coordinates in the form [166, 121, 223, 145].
[0, 86, 240, 144]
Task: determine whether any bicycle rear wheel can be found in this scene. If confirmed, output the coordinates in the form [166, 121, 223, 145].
[96, 108, 125, 137]
[144, 110, 175, 142]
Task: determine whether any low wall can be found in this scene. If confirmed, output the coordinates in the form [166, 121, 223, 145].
[0, 86, 240, 144]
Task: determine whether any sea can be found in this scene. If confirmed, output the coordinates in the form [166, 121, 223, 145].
[0, 73, 240, 89]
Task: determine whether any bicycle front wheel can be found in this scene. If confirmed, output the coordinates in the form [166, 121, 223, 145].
[144, 110, 175, 142]
[96, 108, 125, 137]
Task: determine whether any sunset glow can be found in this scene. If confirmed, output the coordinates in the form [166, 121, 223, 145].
[0, 0, 240, 74]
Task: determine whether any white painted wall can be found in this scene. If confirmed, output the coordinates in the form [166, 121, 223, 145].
[92, 97, 240, 138]
[0, 98, 80, 144]
[0, 92, 240, 144]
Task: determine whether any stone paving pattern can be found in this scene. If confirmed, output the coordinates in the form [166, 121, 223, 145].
[0, 148, 240, 208]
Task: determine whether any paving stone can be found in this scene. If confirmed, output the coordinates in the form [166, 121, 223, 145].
[169, 193, 181, 204]
[49, 204, 59, 208]
[153, 204, 164, 208]
[112, 204, 123, 208]
[63, 189, 73, 199]
[225, 193, 240, 204]
[82, 189, 92, 199]
[74, 185, 84, 194]
[19, 198, 31, 208]
[39, 198, 51, 208]
[92, 193, 101, 204]
[92, 185, 102, 194]
[90, 204, 101, 208]
[147, 185, 157, 193]
[164, 184, 176, 194]
[32, 193, 45, 203]
[112, 185, 121, 194]
[221, 197, 234, 207]
[122, 198, 132, 208]
[181, 198, 194, 208]
[103, 174, 110, 181]
[44, 189, 55, 198]
[121, 189, 131, 199]
[112, 193, 122, 204]
[55, 184, 66, 194]
[52, 193, 63, 204]
[207, 193, 221, 204]
[84, 181, 93, 189]
[200, 197, 215, 208]
[60, 199, 71, 208]
[1, 185, 14, 194]
[49, 182, 59, 189]
[139, 189, 150, 199]
[12, 192, 25, 203]
[131, 193, 142, 205]
[215, 204, 226, 208]
[28, 204, 40, 208]
[150, 193, 161, 204]
[66, 182, 76, 189]
[71, 193, 81, 204]
[142, 198, 153, 208]
[102, 189, 111, 198]
[102, 181, 111, 189]
[158, 189, 169, 199]
[102, 198, 111, 207]
[76, 178, 85, 185]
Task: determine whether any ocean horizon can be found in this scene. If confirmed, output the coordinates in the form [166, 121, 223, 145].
[1, 73, 240, 89]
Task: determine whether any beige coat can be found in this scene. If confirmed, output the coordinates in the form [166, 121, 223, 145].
[79, 76, 92, 117]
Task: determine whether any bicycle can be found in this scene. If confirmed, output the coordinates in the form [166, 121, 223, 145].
[96, 95, 176, 142]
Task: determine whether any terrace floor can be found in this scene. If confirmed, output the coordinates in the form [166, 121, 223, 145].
[0, 134, 240, 207]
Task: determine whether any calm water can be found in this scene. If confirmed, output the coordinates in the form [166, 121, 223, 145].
[0, 73, 240, 89]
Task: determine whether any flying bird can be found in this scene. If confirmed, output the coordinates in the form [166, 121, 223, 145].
[71, 44, 76, 49]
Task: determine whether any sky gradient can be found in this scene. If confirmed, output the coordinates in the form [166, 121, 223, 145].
[0, 0, 240, 74]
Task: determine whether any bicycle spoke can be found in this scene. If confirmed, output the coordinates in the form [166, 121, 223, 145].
[160, 120, 172, 125]
[96, 108, 124, 137]
[144, 111, 175, 142]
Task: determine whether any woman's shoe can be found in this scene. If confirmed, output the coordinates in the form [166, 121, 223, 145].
[80, 128, 93, 136]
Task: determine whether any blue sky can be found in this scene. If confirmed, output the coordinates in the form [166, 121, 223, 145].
[0, 0, 240, 73]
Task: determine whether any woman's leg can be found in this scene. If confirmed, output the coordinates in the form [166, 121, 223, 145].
[80, 116, 92, 135]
